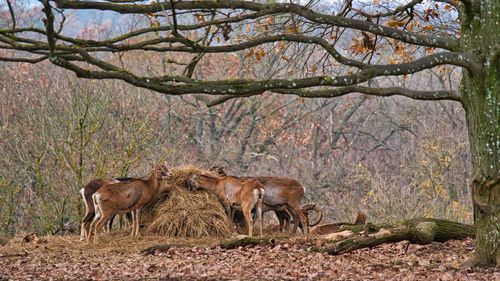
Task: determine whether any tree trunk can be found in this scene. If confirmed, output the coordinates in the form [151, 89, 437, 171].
[460, 1, 500, 267]
[313, 218, 475, 255]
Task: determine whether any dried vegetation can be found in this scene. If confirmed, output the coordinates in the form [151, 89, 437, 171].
[142, 165, 236, 238]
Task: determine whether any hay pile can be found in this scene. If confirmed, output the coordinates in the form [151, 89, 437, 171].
[142, 165, 236, 238]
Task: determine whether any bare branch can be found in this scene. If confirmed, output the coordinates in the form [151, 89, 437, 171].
[0, 55, 48, 63]
[55, 0, 458, 50]
[41, 0, 56, 57]
[352, 0, 423, 18]
[5, 0, 16, 29]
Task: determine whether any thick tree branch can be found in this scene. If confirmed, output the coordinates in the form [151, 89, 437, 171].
[0, 55, 48, 63]
[42, 50, 469, 104]
[0, 0, 475, 105]
[273, 85, 461, 102]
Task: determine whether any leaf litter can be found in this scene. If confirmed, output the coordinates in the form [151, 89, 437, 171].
[0, 235, 498, 280]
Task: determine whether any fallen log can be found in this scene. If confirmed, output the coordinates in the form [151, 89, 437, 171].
[219, 235, 276, 249]
[313, 218, 474, 255]
[141, 243, 190, 255]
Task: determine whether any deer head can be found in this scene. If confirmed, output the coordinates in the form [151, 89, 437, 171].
[187, 173, 217, 191]
[156, 163, 172, 180]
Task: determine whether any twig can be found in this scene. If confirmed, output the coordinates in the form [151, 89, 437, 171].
[0, 251, 28, 258]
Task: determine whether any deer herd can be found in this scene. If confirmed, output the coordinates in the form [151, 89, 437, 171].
[79, 163, 332, 243]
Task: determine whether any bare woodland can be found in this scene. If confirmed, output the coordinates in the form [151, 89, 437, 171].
[0, 0, 499, 278]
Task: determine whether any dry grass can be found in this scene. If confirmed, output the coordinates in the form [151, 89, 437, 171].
[142, 165, 236, 238]
[0, 234, 221, 258]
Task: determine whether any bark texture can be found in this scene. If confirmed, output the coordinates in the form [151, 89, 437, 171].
[460, 0, 500, 267]
[313, 218, 475, 255]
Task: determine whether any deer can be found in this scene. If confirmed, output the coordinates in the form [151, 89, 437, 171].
[88, 164, 172, 243]
[274, 203, 323, 233]
[187, 172, 265, 236]
[209, 166, 310, 234]
[79, 177, 135, 241]
[309, 211, 367, 235]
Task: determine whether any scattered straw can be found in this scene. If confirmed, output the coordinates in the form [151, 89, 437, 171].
[142, 165, 235, 238]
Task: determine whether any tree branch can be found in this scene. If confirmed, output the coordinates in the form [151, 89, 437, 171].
[352, 0, 424, 18]
[0, 55, 48, 63]
[55, 0, 458, 50]
[273, 85, 461, 102]
[5, 0, 16, 29]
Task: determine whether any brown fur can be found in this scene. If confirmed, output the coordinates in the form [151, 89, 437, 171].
[310, 212, 367, 236]
[209, 166, 310, 234]
[88, 164, 171, 243]
[275, 203, 323, 232]
[353, 211, 367, 225]
[79, 178, 134, 241]
[188, 173, 265, 236]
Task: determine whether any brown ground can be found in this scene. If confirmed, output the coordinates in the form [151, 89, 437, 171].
[0, 233, 498, 280]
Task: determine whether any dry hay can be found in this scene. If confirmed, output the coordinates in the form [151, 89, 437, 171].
[142, 165, 236, 238]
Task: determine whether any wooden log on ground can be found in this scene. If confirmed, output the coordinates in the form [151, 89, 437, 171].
[141, 243, 189, 255]
[219, 235, 276, 249]
[313, 218, 474, 255]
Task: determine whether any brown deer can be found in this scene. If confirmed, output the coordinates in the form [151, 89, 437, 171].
[187, 172, 265, 236]
[275, 203, 323, 233]
[309, 211, 367, 235]
[88, 164, 172, 243]
[79, 177, 134, 241]
[209, 166, 310, 234]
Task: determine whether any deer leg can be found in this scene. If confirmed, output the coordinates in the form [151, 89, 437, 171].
[257, 201, 264, 236]
[275, 211, 285, 232]
[80, 223, 86, 241]
[87, 212, 100, 243]
[134, 209, 141, 237]
[284, 210, 292, 232]
[118, 214, 124, 230]
[224, 204, 232, 220]
[289, 204, 308, 235]
[242, 205, 254, 236]
[80, 211, 94, 241]
[130, 210, 136, 236]
[125, 212, 133, 227]
[107, 215, 116, 232]
[230, 207, 236, 222]
[93, 214, 111, 244]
